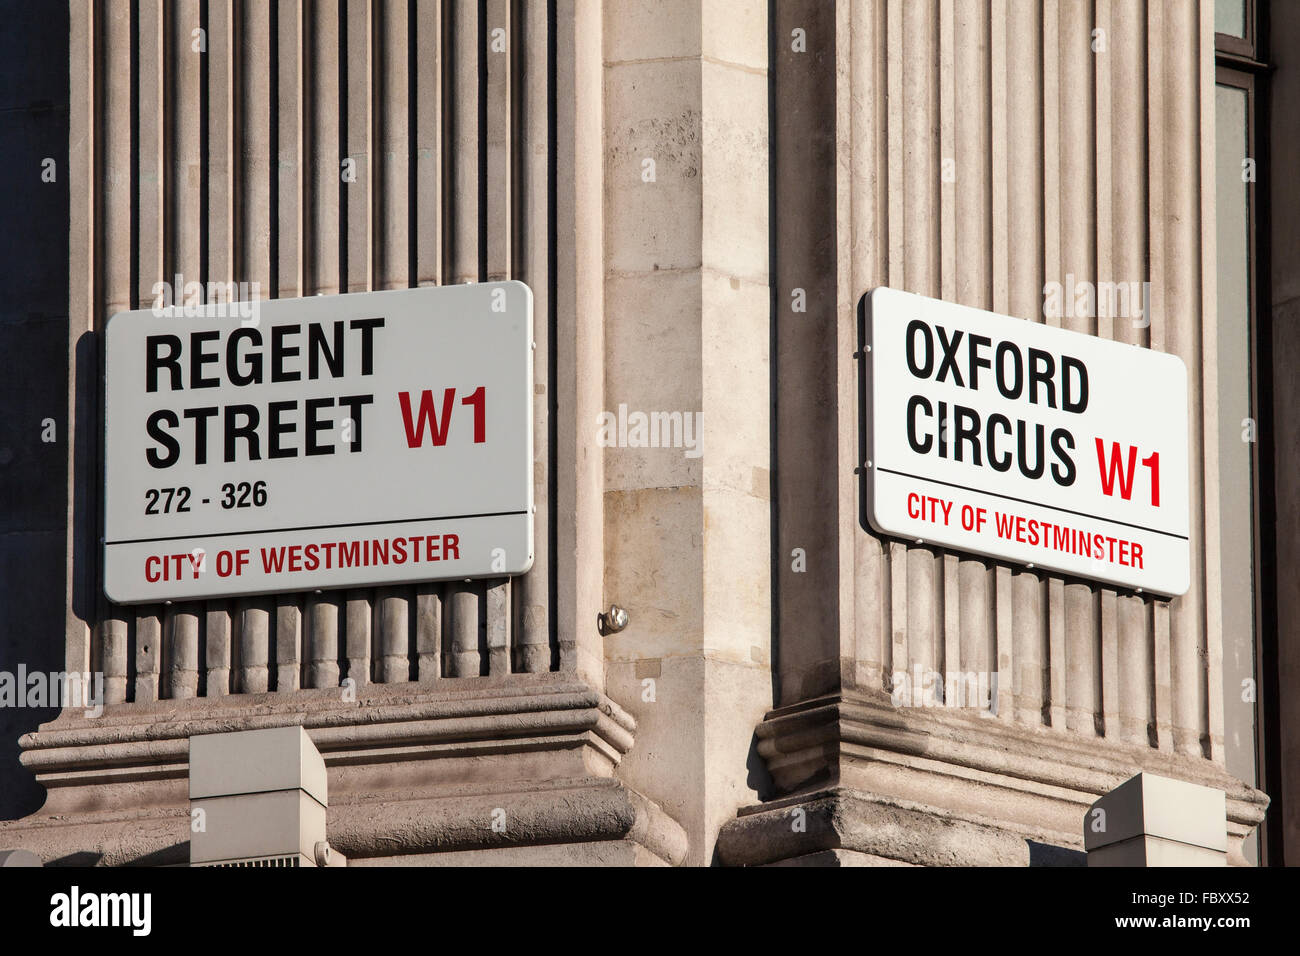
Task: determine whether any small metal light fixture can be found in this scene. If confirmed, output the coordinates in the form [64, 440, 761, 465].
[599, 604, 629, 635]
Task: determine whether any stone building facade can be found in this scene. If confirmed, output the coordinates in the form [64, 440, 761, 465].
[0, 0, 1294, 866]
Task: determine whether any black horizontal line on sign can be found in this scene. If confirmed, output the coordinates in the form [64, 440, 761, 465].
[104, 510, 529, 547]
[873, 467, 1189, 541]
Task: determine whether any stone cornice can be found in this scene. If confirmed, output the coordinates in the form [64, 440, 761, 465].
[0, 674, 689, 865]
[738, 690, 1269, 863]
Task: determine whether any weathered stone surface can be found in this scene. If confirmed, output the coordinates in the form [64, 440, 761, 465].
[0, 675, 685, 866]
[718, 691, 1269, 866]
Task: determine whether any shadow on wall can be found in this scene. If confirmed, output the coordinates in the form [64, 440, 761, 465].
[0, 0, 70, 820]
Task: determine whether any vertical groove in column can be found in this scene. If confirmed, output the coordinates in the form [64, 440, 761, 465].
[344, 0, 374, 293]
[1162, 0, 1206, 759]
[485, 0, 510, 277]
[415, 583, 442, 679]
[1197, 0, 1223, 767]
[1145, 0, 1171, 754]
[1110, 0, 1154, 742]
[943, 555, 960, 694]
[899, 0, 938, 679]
[276, 600, 302, 691]
[444, 0, 484, 673]
[377, 590, 409, 682]
[486, 580, 510, 675]
[237, 0, 274, 692]
[1058, 0, 1100, 737]
[236, 597, 270, 693]
[167, 0, 204, 700]
[1038, 0, 1067, 730]
[414, 0, 442, 286]
[134, 608, 161, 701]
[882, 1, 906, 693]
[173, 0, 202, 280]
[342, 0, 377, 678]
[1154, 599, 1173, 749]
[981, 0, 1007, 712]
[278, 0, 306, 299]
[954, 0, 991, 695]
[938, 0, 955, 304]
[311, 0, 341, 295]
[1013, 569, 1043, 723]
[138, 0, 165, 308]
[553, 0, 603, 678]
[205, 0, 237, 697]
[272, 0, 307, 692]
[128, 2, 168, 704]
[1112, 0, 1147, 348]
[98, 0, 133, 705]
[72, 0, 100, 689]
[205, 605, 231, 694]
[1097, 0, 1118, 738]
[512, 0, 550, 673]
[1065, 584, 1097, 734]
[449, 0, 478, 285]
[1119, 591, 1149, 743]
[1047, 577, 1066, 728]
[306, 0, 342, 683]
[98, 619, 129, 704]
[1005, 0, 1045, 726]
[482, 0, 512, 673]
[308, 593, 341, 688]
[377, 0, 409, 289]
[167, 606, 200, 698]
[849, 0, 885, 692]
[447, 581, 481, 676]
[1144, 0, 1164, 357]
[415, 1, 444, 682]
[1040, 0, 1060, 328]
[988, 0, 1007, 316]
[375, 0, 411, 683]
[345, 589, 372, 686]
[994, 565, 1012, 719]
[885, 0, 904, 292]
[1094, 0, 1113, 342]
[1100, 589, 1119, 736]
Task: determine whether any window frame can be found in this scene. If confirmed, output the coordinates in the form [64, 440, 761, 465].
[1215, 0, 1279, 865]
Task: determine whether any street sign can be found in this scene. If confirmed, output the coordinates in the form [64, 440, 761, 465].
[103, 281, 533, 603]
[861, 287, 1190, 596]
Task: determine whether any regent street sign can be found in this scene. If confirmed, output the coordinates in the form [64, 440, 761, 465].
[103, 282, 534, 603]
[862, 287, 1190, 597]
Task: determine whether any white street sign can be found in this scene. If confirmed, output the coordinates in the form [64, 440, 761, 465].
[862, 287, 1189, 596]
[103, 281, 533, 603]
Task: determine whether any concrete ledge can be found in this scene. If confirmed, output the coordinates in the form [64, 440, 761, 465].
[717, 788, 1029, 867]
[720, 690, 1269, 866]
[0, 674, 687, 866]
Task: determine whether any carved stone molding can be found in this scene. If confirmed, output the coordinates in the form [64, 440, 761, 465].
[718, 691, 1269, 866]
[0, 674, 686, 866]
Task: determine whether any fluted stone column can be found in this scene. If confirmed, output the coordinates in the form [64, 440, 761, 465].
[718, 0, 1267, 866]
